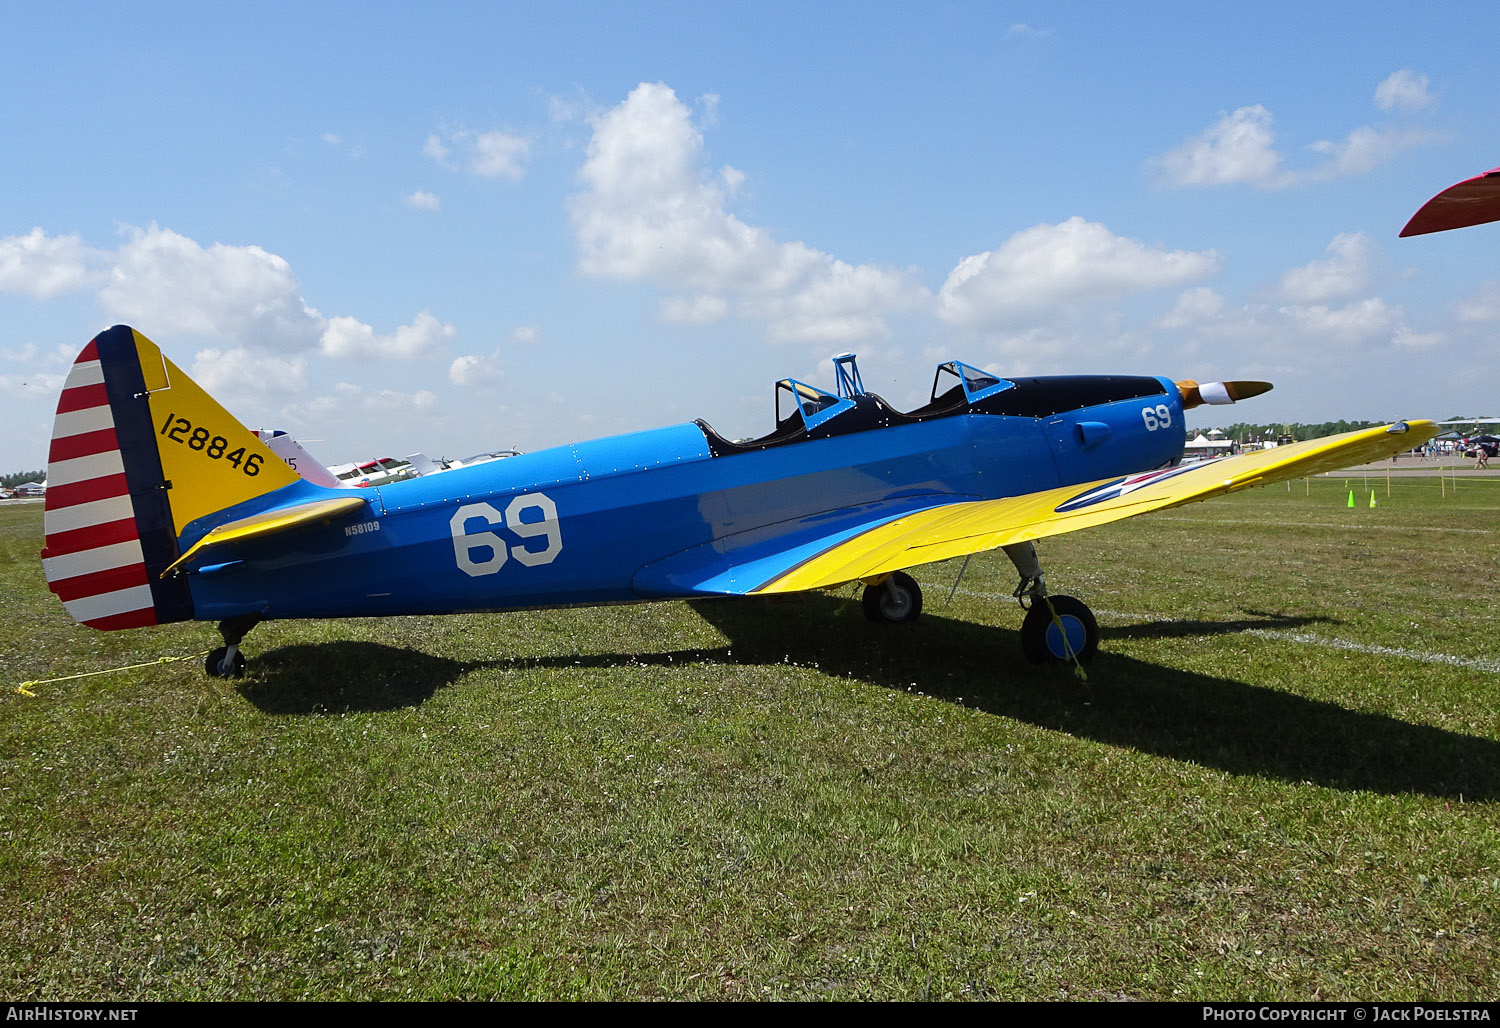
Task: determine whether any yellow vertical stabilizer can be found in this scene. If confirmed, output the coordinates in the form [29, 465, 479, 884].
[130, 330, 300, 534]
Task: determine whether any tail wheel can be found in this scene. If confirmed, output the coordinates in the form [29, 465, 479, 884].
[1021, 594, 1099, 664]
[205, 646, 246, 678]
[863, 572, 923, 624]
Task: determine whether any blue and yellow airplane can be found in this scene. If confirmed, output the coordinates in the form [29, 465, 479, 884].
[42, 326, 1435, 676]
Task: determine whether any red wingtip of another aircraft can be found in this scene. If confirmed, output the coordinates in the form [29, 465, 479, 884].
[1400, 166, 1500, 237]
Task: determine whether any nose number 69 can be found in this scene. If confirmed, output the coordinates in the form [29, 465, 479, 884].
[1141, 404, 1173, 432]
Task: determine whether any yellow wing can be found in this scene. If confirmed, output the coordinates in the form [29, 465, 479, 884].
[756, 420, 1437, 593]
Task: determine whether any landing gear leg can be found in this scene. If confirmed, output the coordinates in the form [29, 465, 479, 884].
[206, 613, 261, 678]
[1003, 542, 1099, 665]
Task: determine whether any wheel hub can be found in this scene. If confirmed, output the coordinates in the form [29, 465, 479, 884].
[1045, 615, 1088, 660]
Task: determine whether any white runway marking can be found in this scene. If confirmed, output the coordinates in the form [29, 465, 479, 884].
[1244, 630, 1500, 675]
[947, 589, 1499, 674]
[1150, 516, 1494, 535]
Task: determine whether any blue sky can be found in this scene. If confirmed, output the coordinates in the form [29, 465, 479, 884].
[4, 2, 1500, 471]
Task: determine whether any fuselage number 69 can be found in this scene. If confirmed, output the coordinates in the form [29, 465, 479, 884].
[1141, 404, 1173, 431]
[450, 493, 562, 577]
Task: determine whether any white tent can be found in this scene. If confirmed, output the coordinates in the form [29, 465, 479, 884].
[1184, 433, 1233, 458]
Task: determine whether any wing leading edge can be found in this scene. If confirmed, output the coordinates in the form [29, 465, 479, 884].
[753, 420, 1438, 594]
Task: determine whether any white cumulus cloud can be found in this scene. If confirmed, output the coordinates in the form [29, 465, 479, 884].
[1152, 105, 1285, 188]
[449, 351, 503, 387]
[363, 387, 438, 412]
[660, 294, 729, 324]
[99, 224, 325, 350]
[1282, 297, 1401, 345]
[0, 227, 107, 299]
[190, 347, 309, 395]
[1456, 281, 1500, 323]
[1153, 71, 1440, 190]
[426, 128, 530, 180]
[1375, 69, 1434, 112]
[1392, 326, 1444, 350]
[0, 369, 66, 398]
[1155, 287, 1227, 330]
[319, 311, 455, 360]
[4, 225, 460, 363]
[570, 82, 924, 343]
[1306, 124, 1440, 179]
[936, 217, 1220, 327]
[404, 190, 441, 211]
[1279, 232, 1375, 304]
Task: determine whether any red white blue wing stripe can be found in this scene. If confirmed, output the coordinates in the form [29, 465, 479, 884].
[1054, 459, 1224, 513]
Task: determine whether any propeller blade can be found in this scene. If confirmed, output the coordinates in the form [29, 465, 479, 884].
[1176, 380, 1273, 409]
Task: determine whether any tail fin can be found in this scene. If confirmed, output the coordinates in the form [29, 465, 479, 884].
[42, 326, 301, 629]
[253, 429, 346, 489]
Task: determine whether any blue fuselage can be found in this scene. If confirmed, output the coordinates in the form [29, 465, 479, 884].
[184, 378, 1187, 622]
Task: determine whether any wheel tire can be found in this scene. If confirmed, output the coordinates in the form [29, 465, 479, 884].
[862, 571, 923, 624]
[205, 646, 246, 678]
[1020, 594, 1099, 664]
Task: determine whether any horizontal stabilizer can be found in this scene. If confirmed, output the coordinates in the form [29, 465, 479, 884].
[163, 495, 371, 576]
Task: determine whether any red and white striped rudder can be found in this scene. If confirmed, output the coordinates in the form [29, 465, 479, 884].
[41, 327, 193, 629]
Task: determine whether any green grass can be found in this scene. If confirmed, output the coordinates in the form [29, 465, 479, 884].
[2, 477, 1498, 1000]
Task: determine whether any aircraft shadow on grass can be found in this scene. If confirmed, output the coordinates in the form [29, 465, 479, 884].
[240, 642, 470, 714]
[694, 595, 1500, 802]
[239, 593, 1499, 801]
[1100, 609, 1333, 642]
[236, 638, 736, 716]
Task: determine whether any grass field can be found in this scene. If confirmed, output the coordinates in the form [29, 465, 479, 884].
[2, 475, 1498, 1001]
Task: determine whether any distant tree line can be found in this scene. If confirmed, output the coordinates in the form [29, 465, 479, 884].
[2, 470, 44, 488]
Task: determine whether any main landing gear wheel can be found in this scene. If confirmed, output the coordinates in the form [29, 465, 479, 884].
[863, 571, 923, 624]
[1021, 594, 1099, 664]
[205, 646, 246, 678]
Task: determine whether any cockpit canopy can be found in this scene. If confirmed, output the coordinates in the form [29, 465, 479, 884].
[931, 360, 1014, 405]
[693, 352, 1166, 457]
[775, 379, 854, 432]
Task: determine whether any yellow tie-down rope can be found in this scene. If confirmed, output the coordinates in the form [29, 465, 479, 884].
[12, 652, 208, 697]
[1038, 594, 1089, 683]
